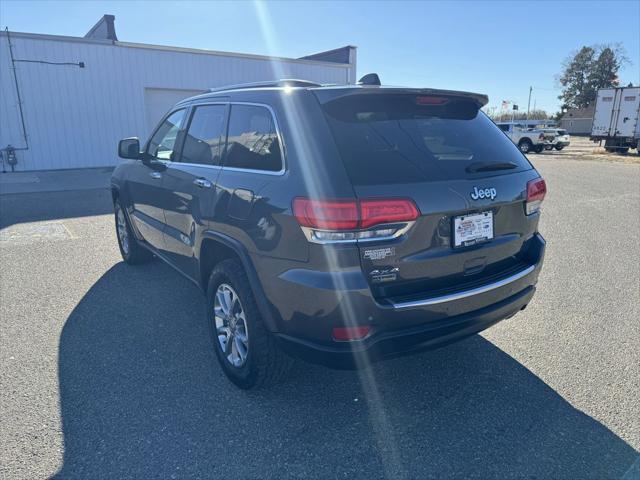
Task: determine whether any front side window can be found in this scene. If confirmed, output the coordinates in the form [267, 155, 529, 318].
[181, 105, 227, 165]
[224, 105, 282, 172]
[147, 109, 185, 161]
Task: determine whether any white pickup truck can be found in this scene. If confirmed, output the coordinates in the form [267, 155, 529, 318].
[496, 122, 550, 154]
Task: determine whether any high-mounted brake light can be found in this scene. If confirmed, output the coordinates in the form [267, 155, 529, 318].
[293, 197, 419, 244]
[416, 96, 449, 105]
[526, 178, 547, 215]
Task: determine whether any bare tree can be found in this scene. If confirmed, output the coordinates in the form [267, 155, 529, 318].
[488, 110, 550, 122]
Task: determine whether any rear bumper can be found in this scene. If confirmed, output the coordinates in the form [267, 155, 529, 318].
[554, 141, 570, 147]
[276, 285, 534, 368]
[270, 233, 545, 369]
[591, 137, 638, 147]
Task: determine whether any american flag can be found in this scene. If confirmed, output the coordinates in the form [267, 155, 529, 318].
[501, 100, 510, 110]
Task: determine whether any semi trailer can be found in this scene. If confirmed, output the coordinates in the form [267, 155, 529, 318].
[591, 86, 640, 153]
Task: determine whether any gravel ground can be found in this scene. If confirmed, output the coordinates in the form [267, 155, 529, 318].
[545, 136, 640, 164]
[0, 149, 638, 479]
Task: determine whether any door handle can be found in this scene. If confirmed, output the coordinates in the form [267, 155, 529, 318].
[149, 171, 162, 179]
[193, 178, 212, 189]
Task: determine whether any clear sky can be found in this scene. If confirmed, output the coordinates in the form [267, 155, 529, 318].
[1, 0, 638, 113]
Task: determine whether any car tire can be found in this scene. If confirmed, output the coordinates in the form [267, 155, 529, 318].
[554, 145, 564, 151]
[544, 145, 553, 150]
[206, 259, 291, 389]
[617, 148, 629, 155]
[533, 145, 544, 153]
[518, 139, 532, 154]
[114, 200, 154, 265]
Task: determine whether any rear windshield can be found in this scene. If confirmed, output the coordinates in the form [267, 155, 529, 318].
[321, 94, 532, 185]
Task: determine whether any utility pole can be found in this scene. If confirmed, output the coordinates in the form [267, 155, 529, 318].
[526, 86, 532, 120]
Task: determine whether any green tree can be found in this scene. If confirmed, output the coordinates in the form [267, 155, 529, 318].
[558, 46, 595, 110]
[558, 44, 629, 110]
[588, 47, 621, 92]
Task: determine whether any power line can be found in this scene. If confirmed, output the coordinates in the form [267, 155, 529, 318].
[13, 59, 85, 68]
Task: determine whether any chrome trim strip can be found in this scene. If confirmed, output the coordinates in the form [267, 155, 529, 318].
[390, 265, 535, 309]
[300, 222, 415, 245]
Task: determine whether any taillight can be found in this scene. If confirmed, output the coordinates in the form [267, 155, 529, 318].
[332, 326, 371, 341]
[360, 199, 419, 229]
[293, 197, 419, 244]
[526, 178, 547, 215]
[538, 133, 545, 140]
[292, 199, 358, 230]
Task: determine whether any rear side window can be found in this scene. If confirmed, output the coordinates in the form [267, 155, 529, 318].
[181, 105, 227, 165]
[322, 94, 531, 185]
[224, 105, 282, 172]
[147, 109, 185, 161]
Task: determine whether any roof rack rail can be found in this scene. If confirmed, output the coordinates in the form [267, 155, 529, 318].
[209, 79, 321, 93]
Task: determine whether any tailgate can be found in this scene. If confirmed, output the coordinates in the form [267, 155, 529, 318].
[353, 172, 541, 301]
[318, 91, 542, 302]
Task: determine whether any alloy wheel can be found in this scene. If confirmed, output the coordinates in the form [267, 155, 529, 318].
[116, 207, 129, 255]
[214, 283, 249, 367]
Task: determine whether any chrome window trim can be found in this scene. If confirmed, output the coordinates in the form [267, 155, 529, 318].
[172, 100, 287, 176]
[389, 264, 535, 309]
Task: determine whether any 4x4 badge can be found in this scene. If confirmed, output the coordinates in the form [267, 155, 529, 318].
[470, 186, 497, 200]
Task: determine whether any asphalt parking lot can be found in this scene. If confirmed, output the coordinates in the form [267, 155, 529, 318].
[1, 144, 639, 479]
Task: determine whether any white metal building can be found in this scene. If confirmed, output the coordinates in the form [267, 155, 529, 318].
[0, 15, 356, 171]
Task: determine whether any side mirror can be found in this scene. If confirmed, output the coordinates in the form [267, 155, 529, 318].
[118, 137, 141, 159]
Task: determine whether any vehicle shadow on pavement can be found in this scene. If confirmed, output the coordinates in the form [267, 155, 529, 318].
[54, 261, 638, 479]
[0, 189, 113, 228]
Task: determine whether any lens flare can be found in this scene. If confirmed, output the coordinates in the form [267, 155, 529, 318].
[253, 1, 405, 476]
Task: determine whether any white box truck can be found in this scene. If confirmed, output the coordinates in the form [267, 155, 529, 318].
[591, 86, 640, 153]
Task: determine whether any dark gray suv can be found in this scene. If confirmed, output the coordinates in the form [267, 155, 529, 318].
[111, 77, 546, 389]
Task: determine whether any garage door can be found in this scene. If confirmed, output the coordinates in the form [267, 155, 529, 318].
[144, 87, 204, 135]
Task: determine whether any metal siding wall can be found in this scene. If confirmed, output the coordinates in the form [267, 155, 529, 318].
[0, 35, 352, 171]
[560, 118, 593, 135]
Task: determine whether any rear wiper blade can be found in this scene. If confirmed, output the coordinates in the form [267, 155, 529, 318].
[465, 161, 518, 173]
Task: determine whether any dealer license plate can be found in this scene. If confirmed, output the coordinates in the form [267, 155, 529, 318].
[453, 211, 494, 248]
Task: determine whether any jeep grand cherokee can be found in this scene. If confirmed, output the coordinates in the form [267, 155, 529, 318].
[111, 76, 546, 389]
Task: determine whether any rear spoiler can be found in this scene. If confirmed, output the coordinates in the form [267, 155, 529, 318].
[313, 86, 489, 108]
